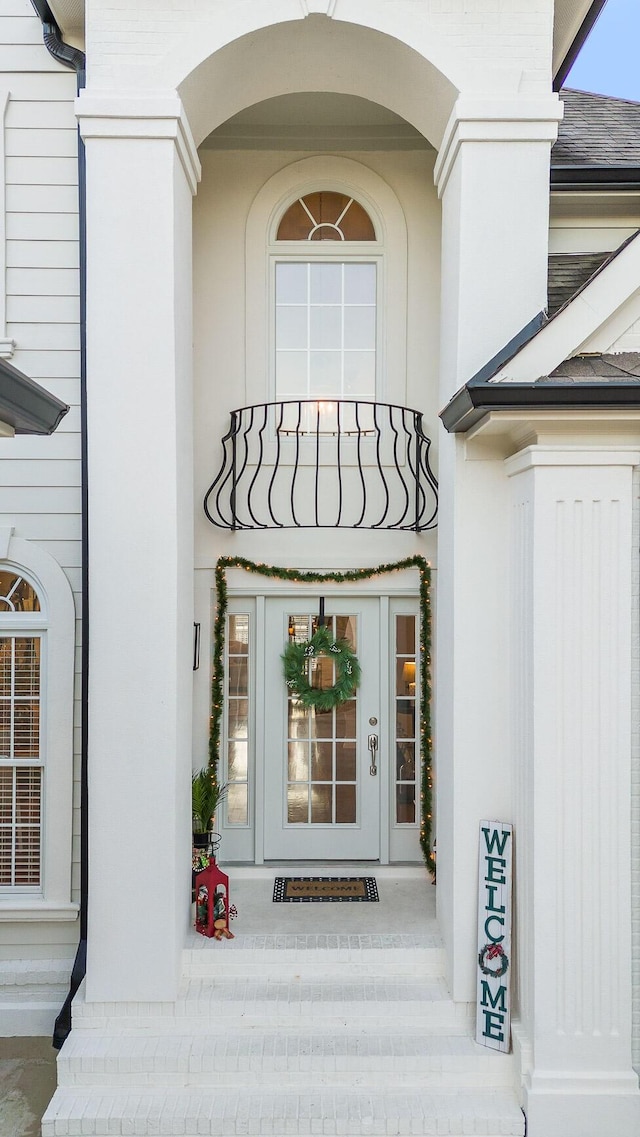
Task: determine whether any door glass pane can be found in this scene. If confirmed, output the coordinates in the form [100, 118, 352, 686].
[287, 784, 309, 823]
[228, 741, 248, 780]
[394, 614, 417, 827]
[228, 656, 248, 697]
[335, 615, 356, 650]
[336, 741, 356, 781]
[227, 783, 248, 826]
[228, 700, 248, 739]
[311, 741, 332, 781]
[396, 615, 415, 655]
[335, 700, 356, 739]
[336, 783, 356, 824]
[225, 615, 250, 826]
[288, 740, 308, 781]
[310, 707, 333, 739]
[228, 616, 249, 653]
[286, 614, 358, 826]
[311, 784, 332, 823]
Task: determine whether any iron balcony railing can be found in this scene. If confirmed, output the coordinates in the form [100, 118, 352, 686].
[204, 399, 438, 531]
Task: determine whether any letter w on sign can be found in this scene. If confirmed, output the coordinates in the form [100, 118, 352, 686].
[476, 820, 513, 1053]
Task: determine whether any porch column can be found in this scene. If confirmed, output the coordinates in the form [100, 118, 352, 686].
[434, 97, 562, 1001]
[77, 95, 201, 1002]
[507, 442, 640, 1137]
[435, 96, 562, 397]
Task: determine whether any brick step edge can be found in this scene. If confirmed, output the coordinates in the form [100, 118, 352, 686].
[42, 1087, 525, 1137]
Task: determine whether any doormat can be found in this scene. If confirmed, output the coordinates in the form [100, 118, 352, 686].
[273, 876, 379, 903]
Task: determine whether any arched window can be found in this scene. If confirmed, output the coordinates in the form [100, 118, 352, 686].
[0, 536, 75, 920]
[0, 572, 43, 888]
[273, 189, 379, 405]
[245, 157, 407, 410]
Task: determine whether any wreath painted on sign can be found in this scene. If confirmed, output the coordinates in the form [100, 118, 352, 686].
[478, 942, 509, 979]
[282, 625, 361, 711]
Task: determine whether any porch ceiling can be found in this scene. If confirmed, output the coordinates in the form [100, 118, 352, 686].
[201, 93, 431, 151]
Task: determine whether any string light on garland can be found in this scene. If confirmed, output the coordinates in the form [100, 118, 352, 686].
[210, 555, 435, 873]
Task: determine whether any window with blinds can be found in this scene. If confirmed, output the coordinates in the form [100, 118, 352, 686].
[0, 574, 42, 889]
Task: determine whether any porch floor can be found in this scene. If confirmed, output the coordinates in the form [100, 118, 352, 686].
[188, 863, 436, 937]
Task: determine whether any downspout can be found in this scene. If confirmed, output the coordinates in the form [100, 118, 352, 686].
[29, 2, 88, 1049]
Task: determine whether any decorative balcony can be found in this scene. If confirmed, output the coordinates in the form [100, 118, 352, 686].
[204, 400, 438, 531]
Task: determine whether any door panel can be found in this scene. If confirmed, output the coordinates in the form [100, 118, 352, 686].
[263, 597, 380, 860]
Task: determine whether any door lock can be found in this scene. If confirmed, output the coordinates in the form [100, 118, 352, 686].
[368, 733, 378, 776]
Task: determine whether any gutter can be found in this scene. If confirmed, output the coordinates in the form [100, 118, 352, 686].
[441, 380, 640, 434]
[552, 165, 640, 190]
[0, 355, 69, 434]
[30, 0, 89, 1050]
[553, 0, 609, 91]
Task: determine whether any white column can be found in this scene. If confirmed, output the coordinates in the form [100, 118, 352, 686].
[77, 95, 201, 1003]
[507, 445, 640, 1137]
[435, 97, 562, 400]
[435, 97, 561, 1000]
[435, 436, 512, 1001]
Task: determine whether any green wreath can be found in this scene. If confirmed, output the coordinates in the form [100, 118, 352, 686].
[282, 625, 361, 711]
[478, 942, 509, 979]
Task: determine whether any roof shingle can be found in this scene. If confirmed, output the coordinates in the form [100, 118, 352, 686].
[553, 88, 640, 167]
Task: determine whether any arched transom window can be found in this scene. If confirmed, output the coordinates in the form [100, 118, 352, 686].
[274, 191, 379, 404]
[277, 192, 376, 242]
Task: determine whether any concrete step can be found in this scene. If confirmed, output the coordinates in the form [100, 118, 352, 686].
[56, 1030, 515, 1089]
[0, 957, 73, 1036]
[71, 976, 472, 1034]
[41, 1085, 525, 1136]
[182, 934, 446, 979]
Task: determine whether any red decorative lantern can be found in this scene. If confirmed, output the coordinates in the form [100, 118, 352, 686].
[194, 859, 235, 939]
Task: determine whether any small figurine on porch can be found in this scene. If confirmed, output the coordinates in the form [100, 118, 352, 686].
[194, 858, 236, 939]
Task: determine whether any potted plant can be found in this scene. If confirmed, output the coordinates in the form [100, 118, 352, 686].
[192, 767, 226, 847]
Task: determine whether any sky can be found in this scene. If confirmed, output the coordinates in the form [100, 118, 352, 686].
[566, 0, 640, 100]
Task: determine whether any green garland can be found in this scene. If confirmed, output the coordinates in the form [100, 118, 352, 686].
[282, 625, 361, 711]
[210, 555, 434, 872]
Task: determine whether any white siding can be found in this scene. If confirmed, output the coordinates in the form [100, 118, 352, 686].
[0, 1, 81, 961]
[633, 470, 640, 1071]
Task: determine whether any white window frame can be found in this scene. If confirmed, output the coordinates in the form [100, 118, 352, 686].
[245, 155, 408, 409]
[0, 533, 77, 921]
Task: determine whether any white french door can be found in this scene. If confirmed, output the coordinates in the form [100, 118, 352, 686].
[263, 597, 380, 860]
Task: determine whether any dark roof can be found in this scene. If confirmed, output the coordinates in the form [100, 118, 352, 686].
[553, 88, 640, 168]
[0, 356, 69, 434]
[547, 252, 610, 315]
[547, 352, 640, 380]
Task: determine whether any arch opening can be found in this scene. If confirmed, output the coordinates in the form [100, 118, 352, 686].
[177, 17, 459, 150]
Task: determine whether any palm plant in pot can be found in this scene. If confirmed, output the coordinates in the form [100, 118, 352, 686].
[192, 767, 226, 849]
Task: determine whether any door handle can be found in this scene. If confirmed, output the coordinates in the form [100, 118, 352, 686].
[368, 733, 378, 776]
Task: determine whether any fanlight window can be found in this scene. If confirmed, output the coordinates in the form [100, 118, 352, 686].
[0, 572, 40, 612]
[0, 575, 42, 889]
[277, 192, 376, 242]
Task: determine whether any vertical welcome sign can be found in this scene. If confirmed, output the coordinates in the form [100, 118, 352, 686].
[476, 820, 513, 1052]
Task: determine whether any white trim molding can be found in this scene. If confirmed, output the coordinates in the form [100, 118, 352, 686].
[76, 92, 201, 195]
[434, 95, 563, 198]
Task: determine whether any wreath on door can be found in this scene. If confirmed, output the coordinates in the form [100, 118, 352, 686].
[282, 625, 361, 711]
